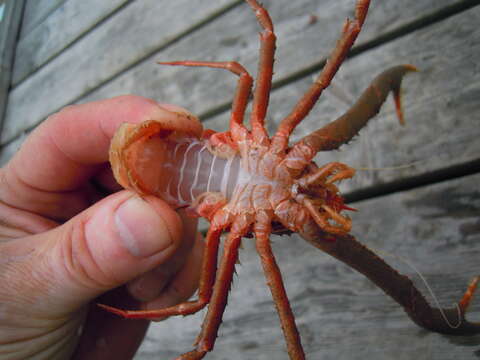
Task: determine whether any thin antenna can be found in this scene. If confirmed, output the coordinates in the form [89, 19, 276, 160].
[355, 160, 422, 172]
[374, 248, 462, 329]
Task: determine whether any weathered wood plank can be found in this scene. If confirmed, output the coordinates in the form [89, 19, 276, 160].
[18, 0, 65, 39]
[12, 0, 131, 86]
[0, 135, 24, 167]
[1, 0, 468, 145]
[1, 0, 239, 144]
[205, 5, 480, 195]
[78, 0, 464, 116]
[136, 173, 480, 360]
[0, 0, 25, 129]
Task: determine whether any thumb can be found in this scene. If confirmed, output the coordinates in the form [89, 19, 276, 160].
[24, 190, 183, 314]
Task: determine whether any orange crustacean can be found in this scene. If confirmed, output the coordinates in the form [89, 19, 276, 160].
[102, 1, 480, 359]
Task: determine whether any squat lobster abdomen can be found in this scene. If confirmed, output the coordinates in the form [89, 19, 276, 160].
[137, 136, 241, 207]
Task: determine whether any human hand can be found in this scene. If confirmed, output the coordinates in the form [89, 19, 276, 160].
[0, 95, 204, 360]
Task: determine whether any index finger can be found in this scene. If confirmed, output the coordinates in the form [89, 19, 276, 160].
[0, 96, 200, 220]
[9, 95, 199, 192]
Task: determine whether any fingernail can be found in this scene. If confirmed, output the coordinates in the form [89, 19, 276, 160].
[115, 197, 173, 257]
[158, 103, 195, 118]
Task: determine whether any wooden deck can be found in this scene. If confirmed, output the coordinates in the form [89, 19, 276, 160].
[1, 0, 479, 359]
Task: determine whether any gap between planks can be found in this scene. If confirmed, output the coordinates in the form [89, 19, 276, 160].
[12, 0, 135, 87]
[11, 0, 244, 94]
[3, 0, 476, 146]
[18, 0, 67, 41]
[344, 158, 480, 204]
[198, 0, 480, 121]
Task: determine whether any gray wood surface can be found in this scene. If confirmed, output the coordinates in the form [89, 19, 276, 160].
[0, 0, 478, 359]
[78, 0, 460, 112]
[12, 0, 131, 86]
[2, 0, 239, 144]
[19, 0, 65, 39]
[0, 0, 468, 144]
[0, 0, 25, 133]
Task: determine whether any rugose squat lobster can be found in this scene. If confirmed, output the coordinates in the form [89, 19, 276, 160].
[102, 0, 480, 359]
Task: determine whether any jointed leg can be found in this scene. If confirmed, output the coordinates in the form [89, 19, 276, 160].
[272, 0, 371, 153]
[295, 65, 416, 152]
[301, 230, 480, 335]
[245, 0, 276, 143]
[255, 210, 305, 360]
[298, 162, 355, 188]
[157, 60, 253, 140]
[98, 227, 223, 319]
[180, 231, 244, 359]
[304, 199, 352, 235]
[283, 64, 417, 172]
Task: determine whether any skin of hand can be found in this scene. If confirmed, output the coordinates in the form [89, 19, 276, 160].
[0, 95, 204, 360]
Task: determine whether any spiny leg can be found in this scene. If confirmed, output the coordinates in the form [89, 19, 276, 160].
[255, 210, 306, 360]
[297, 64, 416, 153]
[271, 0, 371, 153]
[179, 226, 247, 360]
[157, 61, 253, 141]
[284, 64, 417, 172]
[245, 0, 276, 143]
[298, 162, 355, 187]
[301, 230, 480, 335]
[98, 227, 223, 319]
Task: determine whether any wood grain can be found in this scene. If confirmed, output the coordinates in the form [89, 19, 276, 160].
[1, 0, 239, 144]
[0, 0, 466, 144]
[18, 0, 65, 39]
[12, 0, 130, 86]
[0, 0, 25, 134]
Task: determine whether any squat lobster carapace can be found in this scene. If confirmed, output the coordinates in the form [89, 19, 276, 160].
[102, 0, 480, 359]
